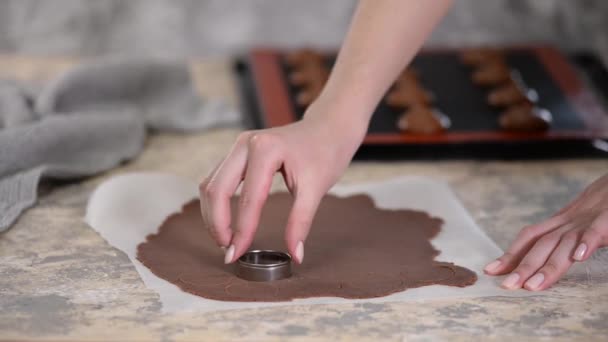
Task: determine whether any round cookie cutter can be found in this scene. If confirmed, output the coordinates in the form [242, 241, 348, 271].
[235, 250, 292, 282]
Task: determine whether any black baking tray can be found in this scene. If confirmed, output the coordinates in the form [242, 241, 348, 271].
[235, 51, 608, 160]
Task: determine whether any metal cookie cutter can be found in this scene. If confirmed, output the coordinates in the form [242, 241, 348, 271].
[235, 250, 292, 282]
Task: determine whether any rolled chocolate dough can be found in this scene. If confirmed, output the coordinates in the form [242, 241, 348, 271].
[137, 193, 477, 302]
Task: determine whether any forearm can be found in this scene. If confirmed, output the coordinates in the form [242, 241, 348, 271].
[308, 0, 453, 129]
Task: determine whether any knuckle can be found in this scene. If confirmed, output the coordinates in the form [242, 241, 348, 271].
[238, 188, 261, 209]
[542, 261, 561, 275]
[537, 233, 559, 247]
[515, 261, 537, 274]
[239, 191, 253, 208]
[202, 180, 221, 199]
[199, 174, 215, 191]
[236, 131, 254, 145]
[248, 133, 277, 151]
[207, 225, 219, 238]
[561, 231, 579, 245]
[198, 179, 209, 193]
[518, 225, 538, 240]
[592, 211, 608, 233]
[557, 210, 574, 221]
[499, 252, 517, 263]
[584, 226, 603, 241]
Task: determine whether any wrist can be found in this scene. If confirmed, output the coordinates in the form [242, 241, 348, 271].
[302, 95, 370, 153]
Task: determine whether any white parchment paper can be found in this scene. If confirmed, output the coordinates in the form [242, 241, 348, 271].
[85, 173, 528, 313]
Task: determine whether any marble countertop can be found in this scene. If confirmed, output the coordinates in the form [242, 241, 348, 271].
[1, 56, 607, 341]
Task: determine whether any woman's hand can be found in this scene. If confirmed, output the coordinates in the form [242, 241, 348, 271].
[200, 0, 454, 266]
[484, 173, 608, 291]
[199, 99, 366, 265]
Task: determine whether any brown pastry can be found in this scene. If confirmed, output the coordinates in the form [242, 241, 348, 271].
[472, 61, 511, 86]
[285, 49, 325, 67]
[488, 80, 528, 107]
[288, 54, 330, 106]
[387, 69, 433, 107]
[460, 48, 504, 66]
[397, 105, 451, 134]
[499, 103, 552, 132]
[289, 64, 330, 87]
[386, 87, 434, 108]
[487, 69, 540, 107]
[394, 69, 420, 87]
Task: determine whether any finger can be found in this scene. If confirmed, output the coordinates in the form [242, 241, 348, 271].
[200, 135, 250, 247]
[200, 150, 246, 247]
[227, 134, 283, 264]
[200, 161, 224, 242]
[500, 225, 569, 290]
[284, 187, 323, 264]
[573, 210, 608, 262]
[524, 230, 580, 291]
[484, 214, 567, 276]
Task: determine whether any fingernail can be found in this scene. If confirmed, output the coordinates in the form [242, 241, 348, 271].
[224, 245, 235, 264]
[220, 246, 226, 251]
[501, 273, 520, 289]
[573, 243, 587, 261]
[484, 260, 502, 273]
[295, 241, 304, 264]
[525, 273, 545, 290]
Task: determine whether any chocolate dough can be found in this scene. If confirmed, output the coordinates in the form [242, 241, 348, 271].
[137, 194, 477, 302]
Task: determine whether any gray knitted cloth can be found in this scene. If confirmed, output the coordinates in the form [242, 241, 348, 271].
[0, 58, 240, 231]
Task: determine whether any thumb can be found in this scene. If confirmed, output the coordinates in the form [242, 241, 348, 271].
[284, 189, 322, 264]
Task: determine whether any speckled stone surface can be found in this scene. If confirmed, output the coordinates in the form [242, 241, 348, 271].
[1, 57, 608, 341]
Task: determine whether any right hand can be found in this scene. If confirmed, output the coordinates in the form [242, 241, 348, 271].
[199, 99, 367, 264]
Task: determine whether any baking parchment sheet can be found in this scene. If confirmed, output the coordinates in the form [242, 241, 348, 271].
[85, 173, 530, 313]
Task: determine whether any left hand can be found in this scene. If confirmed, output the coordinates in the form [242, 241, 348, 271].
[484, 173, 608, 291]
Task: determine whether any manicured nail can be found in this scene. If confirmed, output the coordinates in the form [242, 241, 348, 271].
[573, 243, 587, 261]
[224, 245, 235, 264]
[484, 260, 502, 273]
[501, 273, 520, 289]
[295, 241, 304, 264]
[525, 273, 545, 290]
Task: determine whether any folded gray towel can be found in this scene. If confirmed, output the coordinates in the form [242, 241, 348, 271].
[0, 58, 240, 231]
[0, 81, 36, 128]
